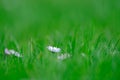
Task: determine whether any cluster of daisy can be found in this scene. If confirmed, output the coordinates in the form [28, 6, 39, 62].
[4, 45, 72, 60]
[5, 48, 22, 58]
[47, 46, 72, 60]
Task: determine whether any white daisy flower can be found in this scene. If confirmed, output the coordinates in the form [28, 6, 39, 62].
[57, 53, 72, 60]
[80, 53, 88, 59]
[81, 53, 86, 57]
[47, 46, 61, 53]
[5, 48, 11, 55]
[5, 48, 22, 58]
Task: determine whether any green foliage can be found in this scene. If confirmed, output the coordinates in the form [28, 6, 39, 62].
[0, 0, 120, 80]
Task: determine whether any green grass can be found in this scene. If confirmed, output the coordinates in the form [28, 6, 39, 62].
[0, 0, 120, 80]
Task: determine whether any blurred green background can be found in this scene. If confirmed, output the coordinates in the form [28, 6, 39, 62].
[0, 0, 120, 37]
[0, 0, 120, 80]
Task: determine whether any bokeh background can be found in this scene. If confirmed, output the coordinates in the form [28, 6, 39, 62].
[0, 0, 120, 38]
[0, 0, 120, 79]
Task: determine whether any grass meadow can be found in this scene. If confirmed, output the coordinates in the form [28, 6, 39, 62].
[0, 0, 120, 80]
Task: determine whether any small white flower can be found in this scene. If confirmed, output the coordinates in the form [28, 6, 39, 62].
[47, 46, 61, 53]
[14, 52, 22, 57]
[80, 53, 88, 59]
[4, 48, 22, 58]
[81, 53, 86, 57]
[57, 53, 72, 60]
[9, 50, 16, 54]
[5, 48, 11, 55]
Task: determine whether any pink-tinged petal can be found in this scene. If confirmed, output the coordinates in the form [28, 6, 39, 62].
[5, 48, 11, 55]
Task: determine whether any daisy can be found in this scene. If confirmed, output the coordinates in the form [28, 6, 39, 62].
[5, 48, 22, 58]
[57, 53, 72, 60]
[47, 46, 61, 53]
